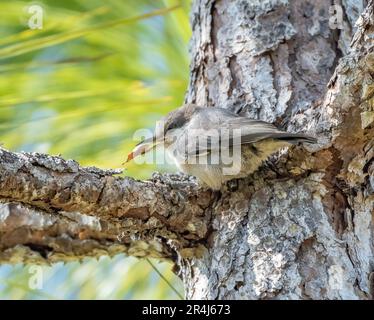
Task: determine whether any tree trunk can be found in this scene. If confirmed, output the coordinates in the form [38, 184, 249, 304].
[182, 0, 374, 299]
[1, 0, 374, 300]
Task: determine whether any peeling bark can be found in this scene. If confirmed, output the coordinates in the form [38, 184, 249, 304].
[0, 0, 373, 300]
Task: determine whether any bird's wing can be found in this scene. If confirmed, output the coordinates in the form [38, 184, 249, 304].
[179, 108, 315, 157]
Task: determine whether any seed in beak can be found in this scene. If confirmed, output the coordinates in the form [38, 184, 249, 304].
[124, 152, 135, 163]
[123, 140, 154, 164]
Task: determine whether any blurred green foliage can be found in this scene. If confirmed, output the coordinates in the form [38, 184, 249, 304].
[0, 0, 191, 299]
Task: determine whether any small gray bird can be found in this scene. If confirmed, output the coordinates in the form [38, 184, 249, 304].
[126, 104, 317, 190]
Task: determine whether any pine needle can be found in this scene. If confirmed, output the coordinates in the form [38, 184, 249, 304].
[146, 258, 184, 300]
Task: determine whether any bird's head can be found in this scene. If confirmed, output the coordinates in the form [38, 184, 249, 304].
[125, 103, 200, 163]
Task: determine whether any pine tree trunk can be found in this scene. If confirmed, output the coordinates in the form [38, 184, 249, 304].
[180, 0, 374, 299]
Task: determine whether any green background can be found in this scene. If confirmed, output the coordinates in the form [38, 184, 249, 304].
[0, 0, 191, 299]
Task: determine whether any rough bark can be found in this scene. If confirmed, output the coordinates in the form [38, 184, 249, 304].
[0, 0, 373, 300]
[0, 148, 214, 263]
[182, 0, 374, 299]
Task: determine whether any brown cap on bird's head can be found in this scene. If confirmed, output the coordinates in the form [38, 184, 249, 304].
[125, 104, 200, 163]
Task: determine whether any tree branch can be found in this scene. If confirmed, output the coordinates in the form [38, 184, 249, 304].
[0, 148, 214, 263]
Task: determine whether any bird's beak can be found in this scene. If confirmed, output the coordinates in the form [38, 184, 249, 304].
[124, 135, 163, 164]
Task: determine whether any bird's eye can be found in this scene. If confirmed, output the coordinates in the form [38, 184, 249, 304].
[165, 115, 187, 132]
[166, 122, 177, 131]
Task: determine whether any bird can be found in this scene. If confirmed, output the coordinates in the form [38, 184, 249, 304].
[126, 104, 317, 190]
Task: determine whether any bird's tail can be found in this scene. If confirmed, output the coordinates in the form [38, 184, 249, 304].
[271, 132, 317, 145]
